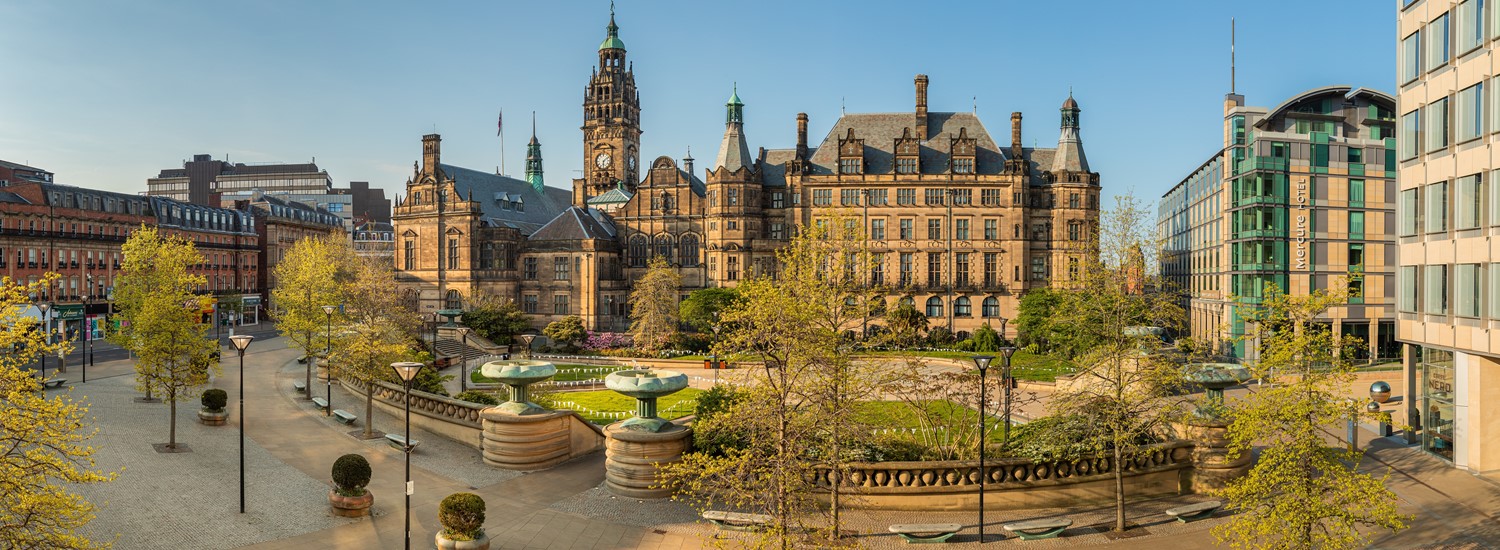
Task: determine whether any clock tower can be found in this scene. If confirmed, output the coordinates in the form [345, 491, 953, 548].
[576, 5, 641, 205]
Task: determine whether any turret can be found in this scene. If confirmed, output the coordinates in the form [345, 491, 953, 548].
[714, 84, 752, 172]
[525, 114, 544, 193]
[1050, 92, 1090, 174]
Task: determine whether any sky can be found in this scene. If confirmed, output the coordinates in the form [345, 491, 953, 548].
[0, 1, 1395, 208]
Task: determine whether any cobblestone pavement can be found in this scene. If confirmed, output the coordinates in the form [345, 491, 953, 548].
[55, 338, 1500, 549]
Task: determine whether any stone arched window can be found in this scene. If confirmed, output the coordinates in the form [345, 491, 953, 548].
[445, 290, 463, 310]
[654, 234, 675, 263]
[925, 296, 944, 318]
[679, 234, 700, 266]
[628, 235, 648, 267]
[954, 297, 972, 317]
[982, 296, 1000, 317]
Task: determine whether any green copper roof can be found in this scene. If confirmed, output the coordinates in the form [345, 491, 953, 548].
[599, 12, 624, 51]
[727, 83, 743, 106]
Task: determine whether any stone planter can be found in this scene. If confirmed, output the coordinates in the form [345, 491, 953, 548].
[434, 532, 490, 550]
[328, 489, 374, 518]
[197, 408, 228, 426]
[604, 422, 692, 499]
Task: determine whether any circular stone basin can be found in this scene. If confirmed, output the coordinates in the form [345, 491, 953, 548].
[605, 368, 688, 398]
[480, 360, 557, 385]
[1183, 363, 1251, 390]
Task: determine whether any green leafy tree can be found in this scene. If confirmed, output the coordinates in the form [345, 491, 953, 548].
[543, 315, 586, 351]
[330, 249, 419, 437]
[629, 257, 681, 352]
[970, 322, 1001, 352]
[110, 226, 219, 450]
[1014, 288, 1058, 352]
[272, 235, 350, 396]
[1037, 194, 1186, 532]
[664, 213, 880, 547]
[0, 275, 116, 549]
[1213, 285, 1408, 550]
[678, 287, 741, 333]
[460, 294, 529, 345]
[883, 301, 927, 348]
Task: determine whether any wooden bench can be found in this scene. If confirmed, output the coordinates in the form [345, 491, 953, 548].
[1165, 500, 1223, 523]
[332, 410, 357, 425]
[293, 381, 307, 392]
[888, 523, 962, 544]
[1002, 518, 1071, 541]
[702, 510, 772, 531]
[311, 397, 329, 410]
[40, 378, 66, 390]
[385, 433, 419, 452]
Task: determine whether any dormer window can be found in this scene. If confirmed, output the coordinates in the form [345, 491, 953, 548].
[953, 158, 974, 174]
[838, 128, 864, 175]
[839, 158, 862, 174]
[950, 127, 977, 175]
[896, 158, 918, 174]
[894, 128, 920, 174]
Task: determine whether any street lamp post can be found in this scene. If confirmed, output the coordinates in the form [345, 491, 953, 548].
[454, 327, 471, 394]
[229, 335, 255, 513]
[518, 333, 535, 359]
[321, 305, 337, 417]
[38, 302, 50, 379]
[971, 354, 994, 543]
[82, 296, 89, 383]
[390, 361, 426, 550]
[997, 316, 1009, 346]
[999, 346, 1018, 444]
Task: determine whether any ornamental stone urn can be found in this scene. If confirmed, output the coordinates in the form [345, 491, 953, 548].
[1182, 363, 1254, 492]
[328, 489, 374, 518]
[477, 360, 586, 471]
[434, 533, 490, 550]
[603, 368, 693, 498]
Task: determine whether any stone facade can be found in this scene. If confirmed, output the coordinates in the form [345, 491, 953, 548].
[392, 9, 1101, 337]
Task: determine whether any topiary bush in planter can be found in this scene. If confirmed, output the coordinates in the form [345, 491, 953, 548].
[198, 388, 230, 425]
[437, 492, 488, 546]
[329, 453, 374, 517]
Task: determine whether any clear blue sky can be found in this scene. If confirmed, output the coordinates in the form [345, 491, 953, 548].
[0, 1, 1393, 206]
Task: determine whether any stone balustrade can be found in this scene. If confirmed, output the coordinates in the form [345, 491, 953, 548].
[342, 377, 486, 449]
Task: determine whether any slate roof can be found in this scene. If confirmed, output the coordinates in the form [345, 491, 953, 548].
[439, 163, 571, 234]
[715, 123, 752, 172]
[529, 207, 617, 241]
[758, 149, 799, 187]
[586, 185, 633, 205]
[0, 191, 30, 204]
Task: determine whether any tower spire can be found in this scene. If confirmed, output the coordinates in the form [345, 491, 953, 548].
[716, 84, 752, 172]
[525, 111, 544, 193]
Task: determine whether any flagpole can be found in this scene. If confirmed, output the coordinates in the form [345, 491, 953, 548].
[498, 110, 506, 176]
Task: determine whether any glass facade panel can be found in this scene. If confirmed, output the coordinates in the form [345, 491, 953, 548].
[1401, 110, 1420, 160]
[1427, 98, 1449, 153]
[1458, 83, 1484, 141]
[1457, 174, 1481, 229]
[1400, 265, 1418, 312]
[1402, 30, 1422, 83]
[1457, 264, 1480, 317]
[1429, 13, 1451, 70]
[1425, 264, 1448, 315]
[1400, 188, 1420, 236]
[1426, 181, 1448, 233]
[1422, 348, 1455, 462]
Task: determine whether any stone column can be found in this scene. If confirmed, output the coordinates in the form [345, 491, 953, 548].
[604, 422, 692, 499]
[1183, 418, 1252, 493]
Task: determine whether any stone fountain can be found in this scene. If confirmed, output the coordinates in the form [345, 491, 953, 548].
[1181, 362, 1254, 492]
[602, 367, 693, 498]
[476, 359, 590, 471]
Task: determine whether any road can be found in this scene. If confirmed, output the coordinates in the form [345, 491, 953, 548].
[24, 325, 284, 380]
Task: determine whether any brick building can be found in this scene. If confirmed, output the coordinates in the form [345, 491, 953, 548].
[393, 9, 1101, 337]
[221, 191, 345, 310]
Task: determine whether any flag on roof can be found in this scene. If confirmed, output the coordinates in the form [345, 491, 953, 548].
[497, 110, 503, 137]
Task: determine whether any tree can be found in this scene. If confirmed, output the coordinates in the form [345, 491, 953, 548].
[1036, 194, 1186, 532]
[1014, 288, 1059, 352]
[663, 213, 881, 547]
[883, 301, 927, 348]
[110, 226, 219, 450]
[543, 316, 586, 351]
[678, 287, 741, 333]
[461, 293, 529, 345]
[970, 322, 1001, 352]
[272, 234, 350, 396]
[1213, 285, 1408, 550]
[0, 275, 115, 549]
[629, 256, 681, 352]
[329, 250, 419, 438]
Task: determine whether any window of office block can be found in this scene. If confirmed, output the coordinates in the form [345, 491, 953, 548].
[1349, 243, 1365, 270]
[1426, 181, 1449, 233]
[1491, 263, 1500, 317]
[1349, 179, 1365, 207]
[1457, 174, 1482, 229]
[984, 219, 998, 240]
[812, 189, 832, 206]
[1349, 211, 1365, 239]
[1457, 264, 1481, 317]
[1427, 98, 1449, 152]
[553, 295, 569, 315]
[1459, 83, 1484, 142]
[1492, 77, 1500, 134]
[840, 189, 859, 206]
[1232, 116, 1246, 145]
[927, 219, 942, 240]
[1460, 0, 1484, 52]
[867, 189, 888, 205]
[899, 219, 913, 240]
[1401, 110, 1420, 160]
[1429, 13, 1451, 70]
[955, 219, 970, 240]
[1425, 264, 1448, 315]
[871, 219, 886, 240]
[897, 188, 916, 205]
[1402, 30, 1422, 83]
[925, 189, 945, 205]
[1400, 266, 1418, 313]
[1400, 188, 1420, 236]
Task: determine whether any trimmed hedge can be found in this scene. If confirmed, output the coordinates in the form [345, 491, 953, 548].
[439, 492, 486, 540]
[331, 454, 371, 496]
[201, 389, 228, 411]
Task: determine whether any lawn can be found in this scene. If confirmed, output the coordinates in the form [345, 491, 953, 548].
[539, 388, 703, 424]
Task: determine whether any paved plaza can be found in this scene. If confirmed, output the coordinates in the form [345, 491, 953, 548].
[49, 335, 1500, 549]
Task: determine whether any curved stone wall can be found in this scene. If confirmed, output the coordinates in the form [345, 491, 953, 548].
[814, 441, 1194, 511]
[481, 409, 605, 471]
[342, 377, 486, 449]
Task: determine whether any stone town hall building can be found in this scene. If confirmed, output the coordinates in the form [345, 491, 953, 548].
[392, 11, 1100, 338]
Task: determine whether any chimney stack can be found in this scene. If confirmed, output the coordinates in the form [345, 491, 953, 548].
[915, 75, 929, 140]
[796, 113, 809, 160]
[1010, 112, 1023, 154]
[421, 134, 442, 174]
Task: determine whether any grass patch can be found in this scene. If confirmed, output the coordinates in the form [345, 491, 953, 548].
[539, 388, 703, 424]
[470, 364, 626, 384]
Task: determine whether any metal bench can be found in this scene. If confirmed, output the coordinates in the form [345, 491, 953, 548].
[40, 378, 66, 390]
[1002, 517, 1071, 541]
[293, 381, 307, 392]
[311, 397, 329, 410]
[332, 410, 357, 425]
[888, 523, 962, 544]
[385, 433, 419, 452]
[702, 510, 772, 531]
[1165, 499, 1223, 523]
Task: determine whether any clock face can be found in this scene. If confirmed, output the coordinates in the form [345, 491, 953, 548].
[595, 152, 612, 169]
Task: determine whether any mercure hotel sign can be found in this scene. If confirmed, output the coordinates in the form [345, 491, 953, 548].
[1294, 177, 1309, 270]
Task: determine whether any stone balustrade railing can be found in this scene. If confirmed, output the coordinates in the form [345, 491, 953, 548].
[342, 377, 487, 449]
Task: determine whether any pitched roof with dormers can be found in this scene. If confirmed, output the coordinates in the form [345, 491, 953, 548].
[438, 163, 571, 234]
[801, 112, 1058, 185]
